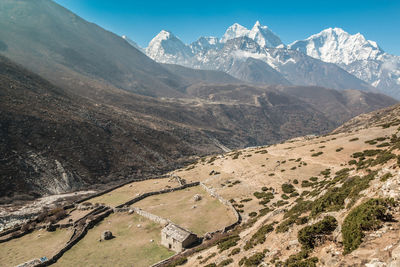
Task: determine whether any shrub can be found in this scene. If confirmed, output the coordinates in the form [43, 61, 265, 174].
[311, 172, 376, 216]
[348, 160, 357, 165]
[298, 216, 337, 249]
[289, 192, 299, 197]
[349, 137, 359, 142]
[342, 198, 395, 254]
[200, 253, 216, 264]
[380, 173, 393, 182]
[293, 179, 299, 184]
[253, 191, 274, 199]
[301, 180, 312, 187]
[258, 207, 271, 216]
[309, 177, 318, 182]
[282, 183, 295, 194]
[311, 152, 323, 157]
[248, 212, 257, 217]
[244, 224, 274, 250]
[240, 198, 252, 203]
[230, 248, 240, 256]
[204, 264, 216, 267]
[243, 252, 265, 266]
[336, 147, 343, 152]
[284, 250, 318, 267]
[217, 235, 240, 252]
[281, 194, 289, 200]
[167, 257, 188, 267]
[377, 142, 390, 147]
[371, 151, 396, 166]
[217, 258, 233, 267]
[275, 200, 289, 207]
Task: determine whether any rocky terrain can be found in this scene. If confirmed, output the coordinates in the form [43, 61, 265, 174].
[160, 104, 400, 267]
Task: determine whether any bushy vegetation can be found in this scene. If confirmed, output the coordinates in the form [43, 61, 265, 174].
[217, 235, 240, 252]
[229, 248, 240, 256]
[380, 173, 393, 182]
[349, 137, 359, 142]
[311, 152, 323, 157]
[342, 198, 395, 254]
[217, 258, 233, 266]
[200, 253, 216, 264]
[284, 250, 318, 267]
[244, 223, 274, 250]
[311, 172, 376, 216]
[166, 257, 188, 267]
[239, 252, 265, 266]
[298, 216, 337, 249]
[282, 183, 295, 194]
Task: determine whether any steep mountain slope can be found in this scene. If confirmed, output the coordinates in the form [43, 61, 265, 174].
[289, 27, 400, 99]
[162, 104, 400, 267]
[144, 23, 374, 91]
[0, 0, 187, 98]
[161, 64, 242, 85]
[3, 55, 369, 201]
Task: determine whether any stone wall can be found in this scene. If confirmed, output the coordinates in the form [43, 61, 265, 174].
[130, 207, 170, 225]
[76, 175, 170, 204]
[34, 208, 113, 267]
[116, 182, 200, 208]
[199, 182, 241, 233]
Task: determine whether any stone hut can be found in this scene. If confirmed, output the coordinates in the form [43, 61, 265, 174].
[161, 223, 198, 253]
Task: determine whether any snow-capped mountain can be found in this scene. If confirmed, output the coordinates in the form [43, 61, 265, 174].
[289, 28, 400, 98]
[221, 21, 283, 48]
[139, 22, 397, 96]
[145, 30, 194, 65]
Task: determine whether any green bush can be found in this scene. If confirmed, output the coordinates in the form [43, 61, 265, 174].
[311, 152, 323, 157]
[281, 194, 289, 200]
[293, 179, 299, 184]
[248, 212, 257, 217]
[298, 216, 337, 249]
[301, 180, 313, 187]
[229, 248, 240, 256]
[380, 173, 393, 182]
[349, 137, 359, 142]
[244, 223, 274, 250]
[243, 252, 265, 267]
[282, 183, 295, 194]
[217, 235, 240, 252]
[167, 257, 188, 267]
[217, 258, 233, 267]
[342, 198, 395, 254]
[204, 264, 216, 267]
[284, 250, 318, 267]
[311, 172, 376, 216]
[336, 147, 343, 152]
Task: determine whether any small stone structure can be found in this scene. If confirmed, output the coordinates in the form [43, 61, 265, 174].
[161, 223, 198, 253]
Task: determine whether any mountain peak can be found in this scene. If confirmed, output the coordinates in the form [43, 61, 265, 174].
[221, 23, 249, 43]
[289, 27, 384, 65]
[221, 21, 282, 48]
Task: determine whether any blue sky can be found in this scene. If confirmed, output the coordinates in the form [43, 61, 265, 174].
[53, 0, 400, 55]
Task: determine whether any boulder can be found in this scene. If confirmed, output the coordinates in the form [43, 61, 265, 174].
[193, 194, 202, 201]
[101, 230, 113, 240]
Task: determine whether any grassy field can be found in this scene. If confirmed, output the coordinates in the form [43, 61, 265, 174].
[133, 186, 237, 236]
[55, 213, 174, 267]
[87, 178, 180, 207]
[0, 228, 73, 267]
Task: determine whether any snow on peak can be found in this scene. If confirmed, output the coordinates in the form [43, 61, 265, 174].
[221, 23, 250, 43]
[288, 27, 384, 65]
[145, 30, 193, 64]
[221, 21, 282, 48]
[248, 21, 283, 48]
[190, 36, 221, 54]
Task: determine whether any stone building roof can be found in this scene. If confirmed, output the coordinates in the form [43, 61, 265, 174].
[162, 223, 194, 242]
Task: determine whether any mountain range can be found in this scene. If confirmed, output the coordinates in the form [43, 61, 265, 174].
[141, 22, 400, 99]
[0, 0, 397, 200]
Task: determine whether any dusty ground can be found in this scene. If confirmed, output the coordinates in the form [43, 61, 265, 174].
[132, 186, 237, 236]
